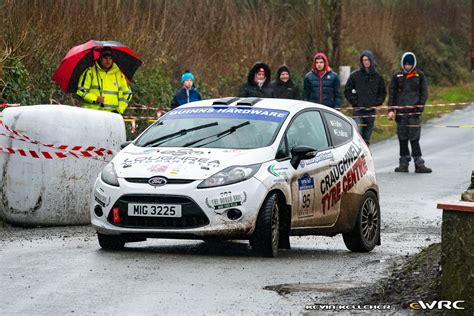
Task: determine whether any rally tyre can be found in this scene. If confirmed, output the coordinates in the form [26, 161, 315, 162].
[251, 193, 280, 257]
[98, 233, 125, 250]
[343, 191, 380, 252]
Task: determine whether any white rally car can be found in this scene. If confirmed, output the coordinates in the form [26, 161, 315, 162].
[91, 97, 380, 257]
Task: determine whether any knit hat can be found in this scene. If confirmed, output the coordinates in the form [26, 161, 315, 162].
[402, 54, 415, 65]
[181, 72, 195, 83]
[100, 47, 113, 58]
[276, 65, 290, 78]
[400, 52, 417, 73]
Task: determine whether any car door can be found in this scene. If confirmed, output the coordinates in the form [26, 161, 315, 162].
[283, 110, 333, 228]
[316, 111, 358, 226]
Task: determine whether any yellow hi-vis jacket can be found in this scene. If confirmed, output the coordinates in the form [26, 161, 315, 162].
[77, 62, 132, 114]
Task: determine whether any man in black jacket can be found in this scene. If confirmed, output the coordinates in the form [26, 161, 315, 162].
[344, 50, 386, 146]
[239, 62, 274, 98]
[387, 52, 431, 173]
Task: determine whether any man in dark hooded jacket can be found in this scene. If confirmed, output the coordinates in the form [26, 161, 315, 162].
[344, 50, 386, 145]
[387, 52, 431, 173]
[269, 65, 300, 99]
[303, 52, 341, 109]
[239, 62, 274, 98]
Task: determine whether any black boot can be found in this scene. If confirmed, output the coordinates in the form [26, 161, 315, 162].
[415, 164, 432, 173]
[395, 165, 409, 173]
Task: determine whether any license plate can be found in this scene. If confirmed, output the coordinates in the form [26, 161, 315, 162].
[127, 203, 182, 218]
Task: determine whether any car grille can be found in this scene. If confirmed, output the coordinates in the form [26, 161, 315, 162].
[108, 194, 209, 229]
[124, 178, 195, 184]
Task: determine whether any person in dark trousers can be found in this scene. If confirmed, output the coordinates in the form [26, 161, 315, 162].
[170, 71, 202, 109]
[239, 62, 274, 98]
[344, 50, 387, 146]
[303, 52, 341, 109]
[388, 52, 432, 173]
[269, 65, 300, 99]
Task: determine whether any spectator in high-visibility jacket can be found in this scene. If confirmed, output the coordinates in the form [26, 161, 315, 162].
[77, 47, 132, 114]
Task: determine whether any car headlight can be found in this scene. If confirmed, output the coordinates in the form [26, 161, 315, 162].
[101, 162, 119, 187]
[197, 164, 261, 188]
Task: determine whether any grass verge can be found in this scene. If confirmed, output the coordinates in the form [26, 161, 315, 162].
[365, 243, 441, 310]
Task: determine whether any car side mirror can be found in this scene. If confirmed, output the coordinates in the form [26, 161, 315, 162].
[290, 145, 318, 169]
[120, 141, 133, 149]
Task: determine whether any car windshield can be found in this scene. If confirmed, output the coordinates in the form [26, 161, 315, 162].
[135, 106, 289, 149]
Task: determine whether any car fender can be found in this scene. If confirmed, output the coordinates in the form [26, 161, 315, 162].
[255, 160, 293, 207]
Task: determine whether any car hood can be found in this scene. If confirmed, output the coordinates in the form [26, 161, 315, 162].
[113, 145, 275, 179]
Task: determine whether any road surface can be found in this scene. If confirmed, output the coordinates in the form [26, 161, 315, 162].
[1, 105, 473, 314]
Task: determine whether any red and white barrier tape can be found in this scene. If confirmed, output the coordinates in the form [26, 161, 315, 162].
[0, 121, 113, 155]
[0, 120, 114, 161]
[341, 102, 472, 112]
[0, 146, 81, 159]
[356, 124, 473, 128]
[126, 102, 472, 112]
[352, 109, 464, 119]
[0, 103, 20, 108]
[124, 115, 159, 120]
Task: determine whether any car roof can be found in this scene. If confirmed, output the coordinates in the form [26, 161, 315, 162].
[174, 97, 339, 115]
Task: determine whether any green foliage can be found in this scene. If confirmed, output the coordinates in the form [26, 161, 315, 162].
[0, 57, 63, 105]
[1, 59, 32, 104]
[124, 65, 175, 140]
[415, 34, 471, 85]
[131, 65, 174, 109]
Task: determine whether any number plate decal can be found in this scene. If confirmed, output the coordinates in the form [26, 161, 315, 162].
[127, 204, 182, 218]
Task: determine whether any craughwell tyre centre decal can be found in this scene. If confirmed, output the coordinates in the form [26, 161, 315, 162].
[320, 143, 369, 213]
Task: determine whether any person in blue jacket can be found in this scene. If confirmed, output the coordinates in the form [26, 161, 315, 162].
[303, 52, 342, 109]
[171, 71, 202, 109]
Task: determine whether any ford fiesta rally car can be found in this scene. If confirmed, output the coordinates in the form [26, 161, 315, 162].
[91, 97, 380, 257]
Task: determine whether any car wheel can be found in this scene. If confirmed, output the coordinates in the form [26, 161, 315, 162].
[98, 233, 125, 250]
[251, 193, 280, 257]
[343, 191, 380, 252]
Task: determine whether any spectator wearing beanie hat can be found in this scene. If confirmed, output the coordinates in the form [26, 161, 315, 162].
[387, 52, 431, 173]
[269, 65, 300, 100]
[170, 71, 202, 109]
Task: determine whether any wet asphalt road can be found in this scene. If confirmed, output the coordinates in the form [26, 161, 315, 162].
[1, 105, 473, 315]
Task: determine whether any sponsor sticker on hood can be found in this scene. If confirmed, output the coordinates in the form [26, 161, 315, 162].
[163, 107, 289, 123]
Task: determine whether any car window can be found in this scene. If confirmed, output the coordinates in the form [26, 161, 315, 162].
[324, 112, 353, 146]
[275, 136, 288, 159]
[286, 111, 329, 151]
[135, 107, 289, 149]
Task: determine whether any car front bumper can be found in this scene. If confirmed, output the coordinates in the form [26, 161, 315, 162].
[90, 176, 269, 239]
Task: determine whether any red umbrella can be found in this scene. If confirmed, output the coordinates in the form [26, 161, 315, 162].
[52, 40, 142, 93]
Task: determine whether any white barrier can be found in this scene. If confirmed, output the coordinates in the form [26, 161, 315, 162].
[0, 105, 125, 226]
[339, 66, 351, 86]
